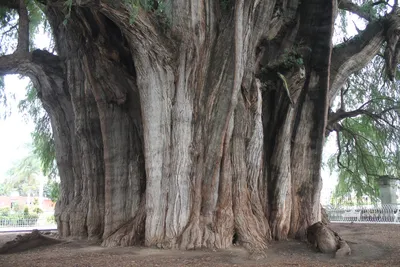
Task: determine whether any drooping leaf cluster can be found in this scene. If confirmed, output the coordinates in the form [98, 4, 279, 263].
[3, 148, 59, 201]
[43, 177, 60, 202]
[18, 82, 57, 178]
[0, 1, 47, 55]
[1, 0, 55, 171]
[328, 55, 400, 204]
[17, 82, 59, 201]
[0, 6, 17, 54]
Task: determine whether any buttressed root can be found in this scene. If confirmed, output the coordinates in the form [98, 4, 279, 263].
[306, 222, 351, 258]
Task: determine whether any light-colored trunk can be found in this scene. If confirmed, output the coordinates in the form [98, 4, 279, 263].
[9, 0, 337, 253]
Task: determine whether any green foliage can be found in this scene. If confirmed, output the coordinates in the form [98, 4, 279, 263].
[17, 80, 59, 203]
[0, 7, 16, 28]
[27, 1, 46, 35]
[0, 183, 11, 196]
[338, 9, 348, 35]
[328, 55, 400, 203]
[360, 1, 378, 19]
[43, 178, 60, 202]
[0, 1, 47, 53]
[19, 83, 56, 177]
[334, 0, 390, 45]
[63, 0, 73, 26]
[6, 153, 42, 197]
[0, 76, 8, 118]
[0, 7, 17, 54]
[32, 207, 43, 214]
[359, 0, 388, 20]
[23, 206, 29, 216]
[46, 214, 55, 224]
[11, 202, 22, 212]
[0, 1, 48, 118]
[0, 207, 10, 216]
[0, 213, 39, 227]
[123, 0, 171, 25]
[281, 49, 305, 69]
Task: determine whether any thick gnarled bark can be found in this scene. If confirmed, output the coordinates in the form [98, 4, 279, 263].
[1, 0, 386, 253]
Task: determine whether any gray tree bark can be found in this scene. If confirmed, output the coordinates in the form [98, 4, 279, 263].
[0, 0, 395, 254]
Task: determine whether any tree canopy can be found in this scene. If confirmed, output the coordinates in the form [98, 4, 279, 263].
[2, 146, 59, 201]
[324, 1, 400, 203]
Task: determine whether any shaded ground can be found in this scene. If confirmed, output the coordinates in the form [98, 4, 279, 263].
[0, 223, 399, 266]
[0, 230, 62, 254]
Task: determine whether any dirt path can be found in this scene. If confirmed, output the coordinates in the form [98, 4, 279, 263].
[0, 223, 399, 266]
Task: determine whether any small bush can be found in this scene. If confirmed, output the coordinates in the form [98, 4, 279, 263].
[0, 212, 39, 227]
[0, 207, 10, 216]
[23, 207, 29, 216]
[46, 215, 55, 224]
[32, 207, 43, 214]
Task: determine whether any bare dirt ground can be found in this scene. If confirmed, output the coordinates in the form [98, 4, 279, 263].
[0, 223, 399, 267]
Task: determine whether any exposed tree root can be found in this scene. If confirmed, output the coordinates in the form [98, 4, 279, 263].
[102, 205, 145, 247]
[306, 222, 351, 257]
[0, 230, 62, 254]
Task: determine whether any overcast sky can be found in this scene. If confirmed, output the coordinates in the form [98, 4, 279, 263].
[0, 75, 33, 181]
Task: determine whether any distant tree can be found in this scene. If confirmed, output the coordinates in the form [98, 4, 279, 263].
[0, 182, 12, 196]
[6, 153, 41, 198]
[43, 177, 59, 202]
[18, 83, 60, 202]
[18, 83, 57, 178]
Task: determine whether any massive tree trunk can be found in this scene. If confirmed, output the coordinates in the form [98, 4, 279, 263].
[1, 0, 395, 253]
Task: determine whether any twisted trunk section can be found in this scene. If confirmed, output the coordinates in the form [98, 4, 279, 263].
[2, 0, 380, 253]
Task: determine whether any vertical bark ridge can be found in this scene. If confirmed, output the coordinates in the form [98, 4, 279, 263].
[268, 108, 294, 240]
[82, 51, 145, 242]
[67, 58, 105, 239]
[289, 0, 334, 239]
[213, 114, 234, 249]
[164, 48, 193, 247]
[134, 47, 175, 246]
[13, 0, 347, 253]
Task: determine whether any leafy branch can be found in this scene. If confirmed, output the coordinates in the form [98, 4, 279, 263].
[18, 82, 56, 177]
[327, 54, 400, 203]
[338, 0, 389, 21]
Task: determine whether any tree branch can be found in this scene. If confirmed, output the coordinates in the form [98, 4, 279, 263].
[0, 53, 31, 76]
[383, 13, 400, 80]
[0, 50, 62, 78]
[0, 0, 19, 9]
[1, 23, 18, 36]
[16, 0, 29, 53]
[336, 130, 344, 169]
[327, 98, 400, 131]
[338, 0, 373, 21]
[372, 1, 389, 7]
[329, 20, 385, 103]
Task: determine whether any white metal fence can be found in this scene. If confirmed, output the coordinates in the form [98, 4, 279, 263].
[325, 204, 400, 223]
[0, 212, 57, 231]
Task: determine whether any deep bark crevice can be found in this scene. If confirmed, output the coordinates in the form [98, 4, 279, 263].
[1, 0, 388, 253]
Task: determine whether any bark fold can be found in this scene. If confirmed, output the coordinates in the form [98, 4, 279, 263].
[0, 0, 388, 252]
